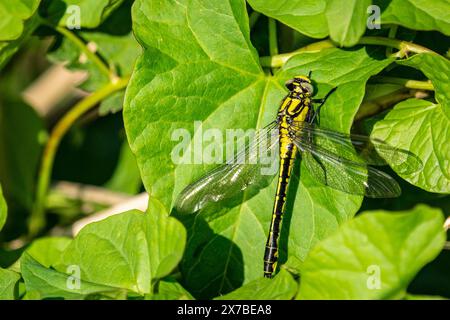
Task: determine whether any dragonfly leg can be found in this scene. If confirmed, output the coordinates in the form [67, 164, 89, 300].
[310, 87, 337, 124]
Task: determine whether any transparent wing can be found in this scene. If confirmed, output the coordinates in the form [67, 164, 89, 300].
[289, 125, 412, 198]
[291, 121, 422, 175]
[175, 122, 279, 214]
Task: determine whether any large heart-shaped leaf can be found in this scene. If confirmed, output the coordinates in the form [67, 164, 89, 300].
[56, 210, 186, 294]
[372, 53, 450, 193]
[124, 0, 392, 298]
[372, 99, 449, 193]
[22, 210, 186, 298]
[297, 205, 446, 299]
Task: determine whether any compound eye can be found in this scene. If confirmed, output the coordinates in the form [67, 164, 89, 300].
[302, 82, 314, 94]
[285, 79, 295, 91]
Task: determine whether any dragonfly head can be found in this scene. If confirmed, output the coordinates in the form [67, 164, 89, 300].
[285, 75, 314, 96]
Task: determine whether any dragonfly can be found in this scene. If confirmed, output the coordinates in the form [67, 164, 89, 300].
[175, 73, 422, 278]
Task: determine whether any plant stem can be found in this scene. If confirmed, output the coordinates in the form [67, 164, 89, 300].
[54, 26, 113, 79]
[260, 36, 436, 68]
[249, 11, 260, 29]
[372, 76, 435, 91]
[29, 77, 129, 236]
[268, 18, 278, 57]
[359, 36, 434, 57]
[385, 25, 398, 57]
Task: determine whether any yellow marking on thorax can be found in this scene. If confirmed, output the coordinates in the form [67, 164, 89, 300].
[278, 99, 310, 159]
[287, 98, 301, 115]
[294, 102, 309, 122]
[279, 97, 291, 113]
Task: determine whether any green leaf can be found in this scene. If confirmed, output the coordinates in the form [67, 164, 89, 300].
[125, 0, 263, 213]
[372, 53, 450, 193]
[325, 0, 371, 47]
[26, 237, 72, 268]
[46, 32, 106, 92]
[248, 0, 371, 46]
[21, 290, 42, 300]
[372, 99, 449, 193]
[373, 53, 450, 193]
[22, 210, 186, 298]
[0, 101, 44, 210]
[0, 0, 41, 41]
[77, 27, 140, 79]
[297, 205, 446, 300]
[214, 269, 297, 300]
[54, 210, 186, 295]
[398, 53, 450, 115]
[104, 141, 142, 194]
[0, 2, 41, 70]
[99, 91, 125, 115]
[147, 277, 194, 300]
[0, 184, 7, 231]
[247, 0, 328, 39]
[363, 83, 404, 101]
[124, 0, 392, 298]
[21, 253, 117, 299]
[0, 268, 20, 299]
[376, 0, 450, 36]
[58, 0, 126, 28]
[48, 1, 140, 92]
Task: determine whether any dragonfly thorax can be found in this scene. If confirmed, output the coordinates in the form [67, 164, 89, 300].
[277, 92, 311, 158]
[277, 97, 311, 123]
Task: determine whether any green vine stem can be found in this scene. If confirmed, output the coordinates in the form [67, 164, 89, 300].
[249, 11, 261, 29]
[359, 36, 434, 58]
[268, 18, 278, 57]
[260, 36, 437, 68]
[53, 25, 114, 80]
[385, 25, 398, 57]
[372, 76, 434, 91]
[29, 77, 130, 236]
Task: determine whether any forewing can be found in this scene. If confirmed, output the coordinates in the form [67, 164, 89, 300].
[290, 127, 401, 198]
[291, 121, 422, 175]
[175, 122, 279, 213]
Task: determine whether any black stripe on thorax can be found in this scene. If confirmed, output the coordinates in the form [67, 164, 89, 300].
[290, 98, 305, 114]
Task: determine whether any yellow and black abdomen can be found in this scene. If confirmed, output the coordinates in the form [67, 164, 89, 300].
[263, 140, 296, 277]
